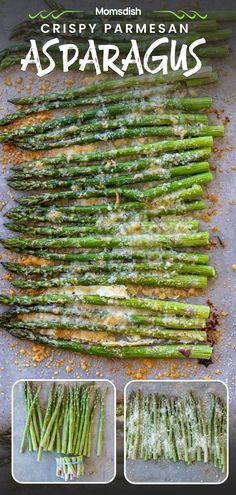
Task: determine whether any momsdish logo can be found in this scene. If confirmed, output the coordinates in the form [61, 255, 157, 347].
[28, 9, 208, 21]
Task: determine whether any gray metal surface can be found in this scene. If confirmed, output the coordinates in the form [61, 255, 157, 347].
[0, 0, 235, 470]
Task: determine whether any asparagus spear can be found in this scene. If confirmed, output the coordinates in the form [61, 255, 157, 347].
[5, 196, 206, 223]
[4, 200, 206, 227]
[0, 318, 207, 342]
[10, 136, 213, 169]
[8, 161, 210, 190]
[40, 385, 64, 450]
[0, 112, 209, 144]
[79, 387, 91, 455]
[2, 232, 210, 252]
[67, 387, 75, 454]
[0, 95, 212, 127]
[20, 385, 41, 453]
[16, 125, 223, 151]
[5, 219, 200, 236]
[8, 326, 214, 359]
[10, 148, 212, 177]
[87, 389, 100, 457]
[75, 387, 88, 454]
[61, 388, 70, 454]
[8, 68, 214, 105]
[10, 160, 211, 186]
[3, 259, 215, 277]
[14, 172, 212, 206]
[14, 114, 209, 144]
[0, 293, 210, 318]
[37, 384, 55, 461]
[221, 401, 227, 473]
[9, 246, 209, 265]
[0, 306, 208, 329]
[97, 393, 105, 457]
[11, 272, 208, 290]
[24, 383, 39, 451]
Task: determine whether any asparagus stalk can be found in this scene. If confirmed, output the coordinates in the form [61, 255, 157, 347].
[0, 81, 206, 122]
[8, 330, 212, 360]
[10, 136, 213, 169]
[4, 200, 206, 227]
[8, 68, 214, 105]
[16, 125, 223, 151]
[87, 389, 100, 457]
[72, 384, 81, 454]
[8, 161, 210, 190]
[10, 148, 212, 177]
[61, 389, 70, 454]
[11, 272, 208, 290]
[0, 95, 212, 127]
[0, 112, 209, 144]
[0, 293, 210, 318]
[5, 196, 206, 223]
[97, 393, 105, 457]
[79, 388, 91, 455]
[3, 260, 215, 277]
[0, 318, 207, 342]
[24, 383, 39, 451]
[67, 387, 75, 454]
[37, 384, 55, 461]
[75, 387, 88, 454]
[16, 114, 209, 143]
[40, 385, 64, 449]
[15, 172, 212, 206]
[5, 219, 200, 236]
[20, 385, 41, 453]
[10, 246, 209, 265]
[0, 305, 207, 329]
[2, 232, 210, 253]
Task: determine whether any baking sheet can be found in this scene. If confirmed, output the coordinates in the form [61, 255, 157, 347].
[125, 380, 228, 483]
[12, 379, 115, 483]
[0, 0, 236, 473]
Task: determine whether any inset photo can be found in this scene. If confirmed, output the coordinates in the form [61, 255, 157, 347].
[124, 380, 228, 484]
[12, 379, 116, 484]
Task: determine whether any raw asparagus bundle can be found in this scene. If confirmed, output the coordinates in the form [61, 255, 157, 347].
[126, 390, 227, 473]
[20, 382, 105, 467]
[56, 456, 84, 481]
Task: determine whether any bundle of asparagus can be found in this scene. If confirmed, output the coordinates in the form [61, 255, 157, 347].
[126, 390, 227, 473]
[56, 456, 84, 481]
[20, 382, 105, 469]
